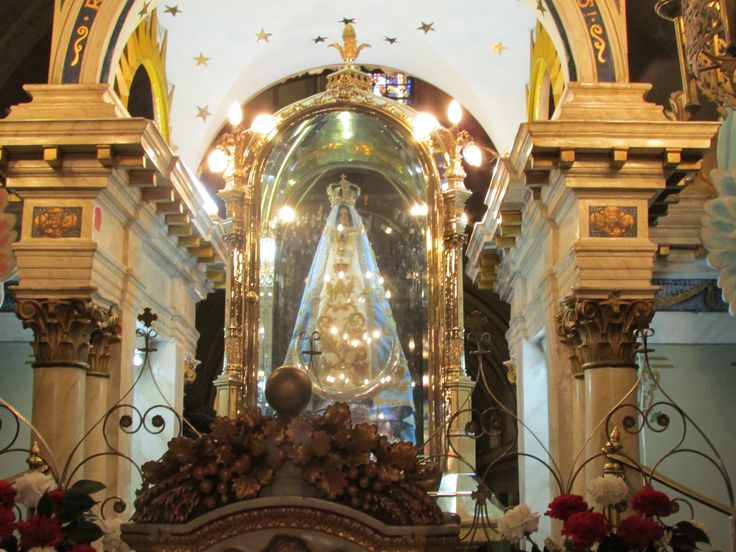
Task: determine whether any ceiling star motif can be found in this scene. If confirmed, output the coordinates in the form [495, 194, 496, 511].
[193, 52, 210, 66]
[384, 36, 398, 44]
[417, 22, 435, 34]
[137, 1, 151, 17]
[491, 42, 507, 55]
[255, 28, 272, 42]
[340, 17, 355, 24]
[312, 35, 327, 43]
[196, 105, 212, 122]
[164, 5, 181, 16]
[536, 0, 547, 14]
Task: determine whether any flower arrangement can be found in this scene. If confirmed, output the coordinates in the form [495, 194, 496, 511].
[497, 479, 709, 552]
[0, 472, 104, 552]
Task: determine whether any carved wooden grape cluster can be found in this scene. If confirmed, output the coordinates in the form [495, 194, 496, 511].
[133, 403, 443, 526]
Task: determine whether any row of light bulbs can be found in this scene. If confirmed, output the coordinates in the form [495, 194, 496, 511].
[208, 100, 484, 173]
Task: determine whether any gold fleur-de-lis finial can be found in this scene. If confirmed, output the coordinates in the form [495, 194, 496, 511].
[329, 23, 370, 67]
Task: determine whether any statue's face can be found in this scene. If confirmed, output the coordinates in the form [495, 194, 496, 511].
[337, 206, 352, 226]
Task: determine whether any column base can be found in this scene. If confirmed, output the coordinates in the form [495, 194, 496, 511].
[213, 373, 243, 417]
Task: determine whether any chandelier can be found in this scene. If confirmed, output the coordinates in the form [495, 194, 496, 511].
[657, 0, 736, 110]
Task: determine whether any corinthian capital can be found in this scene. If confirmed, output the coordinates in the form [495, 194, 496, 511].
[556, 292, 654, 371]
[16, 298, 109, 369]
[88, 315, 122, 375]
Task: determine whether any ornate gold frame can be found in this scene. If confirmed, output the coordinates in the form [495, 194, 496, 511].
[216, 33, 469, 461]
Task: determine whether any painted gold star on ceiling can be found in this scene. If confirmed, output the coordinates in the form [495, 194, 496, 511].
[164, 5, 182, 16]
[312, 35, 327, 43]
[193, 52, 210, 66]
[255, 28, 272, 42]
[536, 0, 547, 14]
[384, 37, 398, 44]
[340, 17, 355, 24]
[137, 1, 150, 17]
[417, 22, 435, 34]
[196, 105, 212, 122]
[491, 42, 507, 55]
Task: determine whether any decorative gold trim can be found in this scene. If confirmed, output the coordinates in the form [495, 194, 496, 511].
[123, 503, 459, 552]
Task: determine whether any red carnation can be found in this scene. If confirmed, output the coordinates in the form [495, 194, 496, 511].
[71, 544, 97, 552]
[48, 488, 65, 511]
[17, 514, 64, 548]
[546, 494, 589, 521]
[0, 481, 16, 508]
[0, 507, 16, 541]
[631, 486, 674, 517]
[562, 511, 611, 549]
[618, 515, 664, 549]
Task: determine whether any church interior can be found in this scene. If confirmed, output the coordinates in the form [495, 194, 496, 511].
[0, 1, 734, 551]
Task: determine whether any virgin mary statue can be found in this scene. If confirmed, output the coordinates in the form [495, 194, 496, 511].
[284, 175, 416, 442]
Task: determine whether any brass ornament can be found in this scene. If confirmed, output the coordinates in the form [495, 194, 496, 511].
[328, 23, 370, 67]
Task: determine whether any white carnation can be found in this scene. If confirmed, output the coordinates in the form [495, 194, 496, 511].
[497, 503, 540, 541]
[28, 548, 57, 552]
[12, 471, 56, 508]
[100, 516, 130, 551]
[587, 475, 628, 507]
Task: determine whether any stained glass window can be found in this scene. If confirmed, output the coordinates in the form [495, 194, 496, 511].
[371, 71, 413, 104]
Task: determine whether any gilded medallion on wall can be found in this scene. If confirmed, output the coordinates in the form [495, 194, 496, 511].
[31, 206, 82, 238]
[588, 205, 637, 237]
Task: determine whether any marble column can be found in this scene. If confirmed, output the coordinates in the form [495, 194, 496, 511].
[84, 318, 122, 487]
[555, 311, 586, 494]
[557, 292, 654, 489]
[15, 297, 108, 481]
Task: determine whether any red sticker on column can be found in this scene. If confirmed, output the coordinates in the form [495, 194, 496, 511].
[94, 206, 102, 231]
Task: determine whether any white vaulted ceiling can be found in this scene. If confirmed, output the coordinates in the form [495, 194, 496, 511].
[142, 0, 544, 169]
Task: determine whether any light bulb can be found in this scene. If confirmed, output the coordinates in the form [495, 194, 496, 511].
[251, 113, 276, 134]
[227, 102, 243, 126]
[463, 143, 483, 167]
[278, 204, 296, 223]
[207, 148, 228, 173]
[412, 112, 439, 140]
[447, 99, 462, 126]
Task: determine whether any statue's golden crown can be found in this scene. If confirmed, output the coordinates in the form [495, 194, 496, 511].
[327, 175, 361, 206]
